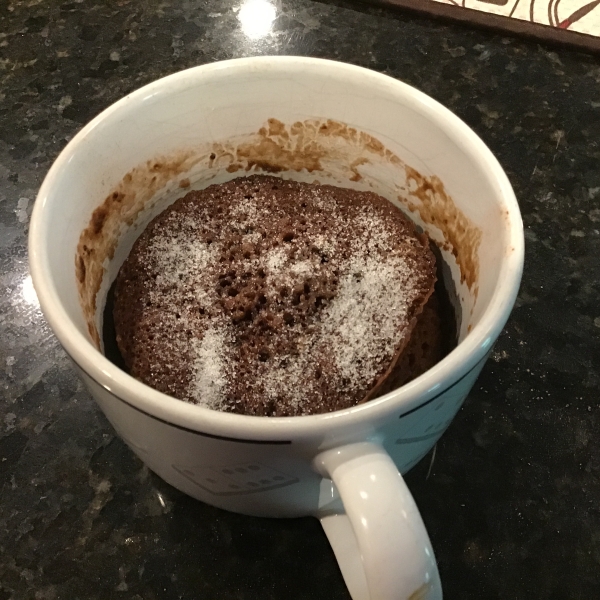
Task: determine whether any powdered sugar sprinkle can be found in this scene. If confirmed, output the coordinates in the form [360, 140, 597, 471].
[189, 321, 231, 410]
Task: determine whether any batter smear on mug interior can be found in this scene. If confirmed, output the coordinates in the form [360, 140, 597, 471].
[113, 175, 445, 416]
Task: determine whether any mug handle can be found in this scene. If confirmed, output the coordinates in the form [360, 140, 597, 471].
[314, 442, 442, 600]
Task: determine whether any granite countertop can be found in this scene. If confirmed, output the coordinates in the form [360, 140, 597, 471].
[1, 1, 599, 598]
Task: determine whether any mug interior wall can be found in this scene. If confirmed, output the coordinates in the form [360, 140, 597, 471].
[37, 61, 511, 353]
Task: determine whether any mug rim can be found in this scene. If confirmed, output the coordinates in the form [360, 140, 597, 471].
[29, 56, 524, 440]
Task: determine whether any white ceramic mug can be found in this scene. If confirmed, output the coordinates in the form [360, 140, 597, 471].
[29, 57, 524, 600]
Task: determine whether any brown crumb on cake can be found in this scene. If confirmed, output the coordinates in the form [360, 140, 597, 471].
[113, 175, 438, 416]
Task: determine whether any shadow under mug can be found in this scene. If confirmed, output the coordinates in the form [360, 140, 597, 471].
[29, 57, 524, 600]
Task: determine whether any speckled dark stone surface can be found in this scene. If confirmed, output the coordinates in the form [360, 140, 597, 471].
[1, 1, 599, 599]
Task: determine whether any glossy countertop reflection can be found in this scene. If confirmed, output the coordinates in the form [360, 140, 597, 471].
[1, 1, 599, 598]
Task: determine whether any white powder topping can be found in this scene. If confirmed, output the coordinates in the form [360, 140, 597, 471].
[290, 260, 313, 276]
[254, 250, 420, 411]
[244, 204, 425, 409]
[262, 352, 310, 406]
[148, 233, 217, 288]
[230, 198, 259, 219]
[311, 234, 335, 255]
[244, 231, 262, 243]
[189, 322, 231, 409]
[251, 199, 426, 408]
[353, 210, 393, 253]
[321, 253, 416, 392]
[266, 247, 288, 272]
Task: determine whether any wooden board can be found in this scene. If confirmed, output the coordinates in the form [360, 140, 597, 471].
[361, 0, 600, 53]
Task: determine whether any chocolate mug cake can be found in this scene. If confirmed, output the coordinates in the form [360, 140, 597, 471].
[108, 175, 455, 416]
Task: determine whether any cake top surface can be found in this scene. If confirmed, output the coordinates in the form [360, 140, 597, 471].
[114, 175, 436, 416]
